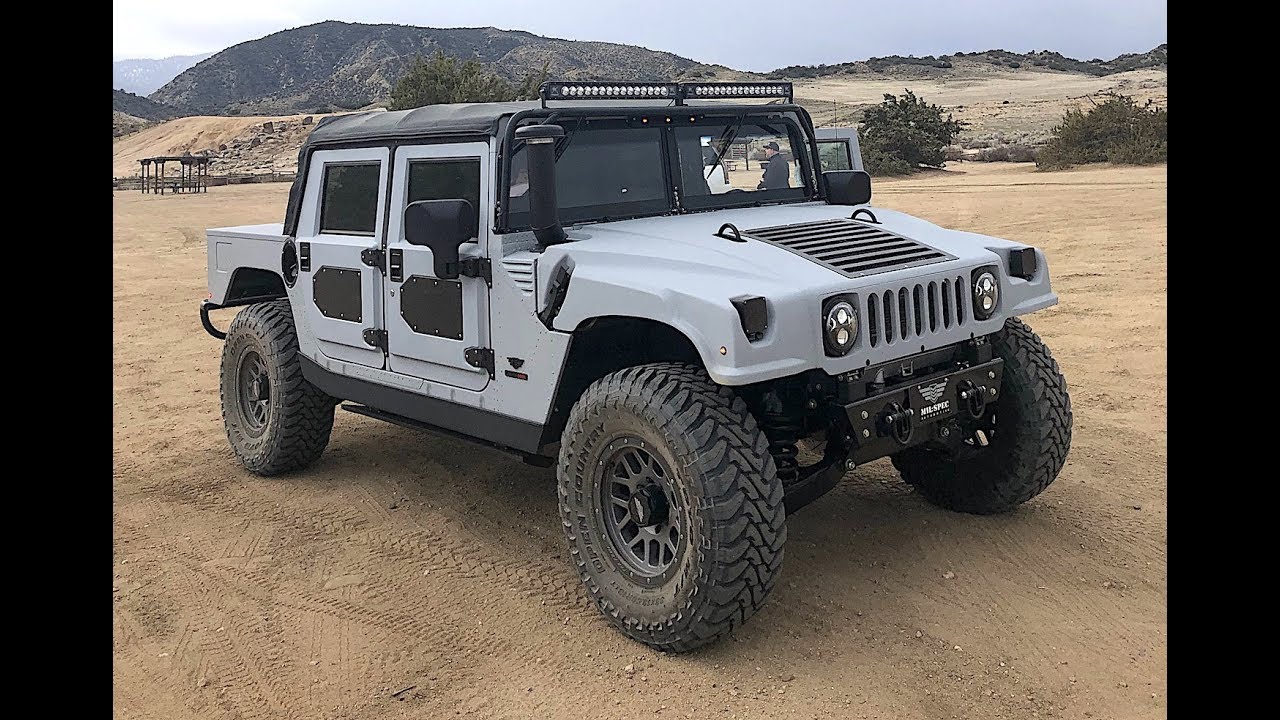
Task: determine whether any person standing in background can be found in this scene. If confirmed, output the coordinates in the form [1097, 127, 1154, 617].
[757, 141, 790, 190]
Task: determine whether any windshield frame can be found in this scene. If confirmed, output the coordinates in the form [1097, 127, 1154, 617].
[495, 103, 823, 233]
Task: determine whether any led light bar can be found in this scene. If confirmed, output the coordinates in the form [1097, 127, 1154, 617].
[681, 82, 793, 102]
[541, 82, 679, 103]
[538, 81, 796, 107]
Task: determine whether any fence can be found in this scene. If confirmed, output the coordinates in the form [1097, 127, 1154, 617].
[113, 172, 297, 191]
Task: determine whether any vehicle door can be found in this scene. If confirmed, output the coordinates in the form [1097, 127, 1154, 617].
[382, 142, 492, 391]
[294, 148, 389, 368]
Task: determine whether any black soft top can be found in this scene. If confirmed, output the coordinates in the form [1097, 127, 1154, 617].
[304, 101, 543, 146]
[284, 99, 813, 235]
[285, 102, 542, 235]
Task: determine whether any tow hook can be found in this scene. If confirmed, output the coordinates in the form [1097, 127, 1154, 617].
[881, 402, 915, 445]
[958, 380, 991, 418]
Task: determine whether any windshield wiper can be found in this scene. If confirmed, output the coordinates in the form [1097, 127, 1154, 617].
[706, 114, 745, 179]
[554, 117, 585, 160]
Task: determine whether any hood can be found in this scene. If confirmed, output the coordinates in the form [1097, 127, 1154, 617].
[549, 202, 1007, 296]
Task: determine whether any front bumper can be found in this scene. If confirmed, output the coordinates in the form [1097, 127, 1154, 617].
[843, 357, 1005, 464]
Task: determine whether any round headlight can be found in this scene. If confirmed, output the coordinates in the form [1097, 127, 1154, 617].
[824, 300, 858, 356]
[973, 271, 999, 319]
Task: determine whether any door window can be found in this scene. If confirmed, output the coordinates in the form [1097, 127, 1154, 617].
[319, 163, 381, 236]
[407, 159, 481, 236]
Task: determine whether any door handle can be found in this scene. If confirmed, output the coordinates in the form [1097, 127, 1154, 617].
[389, 249, 403, 282]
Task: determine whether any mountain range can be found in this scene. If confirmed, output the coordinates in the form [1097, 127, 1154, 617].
[148, 22, 728, 115]
[118, 22, 1167, 118]
[113, 53, 215, 96]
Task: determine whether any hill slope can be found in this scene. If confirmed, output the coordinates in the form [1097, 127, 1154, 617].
[150, 21, 727, 115]
[113, 53, 215, 95]
[769, 44, 1167, 79]
[113, 89, 178, 121]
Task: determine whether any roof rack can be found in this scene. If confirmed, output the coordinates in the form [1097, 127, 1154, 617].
[538, 81, 794, 108]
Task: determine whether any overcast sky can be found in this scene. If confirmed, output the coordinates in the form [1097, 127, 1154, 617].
[113, 0, 1167, 71]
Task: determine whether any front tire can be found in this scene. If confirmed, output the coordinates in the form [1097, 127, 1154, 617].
[220, 300, 334, 475]
[557, 363, 786, 652]
[893, 317, 1072, 514]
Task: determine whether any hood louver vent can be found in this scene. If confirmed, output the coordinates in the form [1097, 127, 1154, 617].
[744, 219, 954, 278]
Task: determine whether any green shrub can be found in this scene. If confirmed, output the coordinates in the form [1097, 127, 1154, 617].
[1036, 93, 1167, 169]
[389, 52, 546, 110]
[858, 90, 964, 176]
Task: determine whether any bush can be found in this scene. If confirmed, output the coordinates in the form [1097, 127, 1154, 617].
[1036, 93, 1167, 169]
[858, 90, 965, 176]
[974, 144, 1038, 163]
[389, 52, 546, 110]
[1005, 144, 1038, 162]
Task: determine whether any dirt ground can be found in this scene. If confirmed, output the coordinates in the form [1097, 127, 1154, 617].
[112, 161, 1167, 719]
[797, 68, 1167, 144]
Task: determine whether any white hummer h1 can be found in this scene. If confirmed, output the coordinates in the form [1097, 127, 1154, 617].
[200, 82, 1071, 652]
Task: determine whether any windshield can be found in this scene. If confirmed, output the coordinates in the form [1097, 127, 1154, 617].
[674, 119, 808, 209]
[502, 111, 815, 229]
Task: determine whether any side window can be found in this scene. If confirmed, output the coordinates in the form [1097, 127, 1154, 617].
[817, 140, 853, 172]
[319, 163, 381, 236]
[407, 159, 481, 237]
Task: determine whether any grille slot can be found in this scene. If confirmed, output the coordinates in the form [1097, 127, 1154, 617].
[913, 285, 925, 336]
[745, 219, 954, 278]
[942, 279, 953, 328]
[898, 288, 910, 341]
[954, 276, 966, 325]
[883, 290, 895, 343]
[868, 293, 880, 347]
[927, 282, 939, 332]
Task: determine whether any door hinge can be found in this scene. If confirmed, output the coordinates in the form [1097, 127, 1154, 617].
[446, 257, 492, 288]
[464, 347, 495, 378]
[362, 328, 388, 352]
[360, 246, 386, 273]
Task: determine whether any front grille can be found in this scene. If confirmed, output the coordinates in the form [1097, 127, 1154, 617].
[866, 276, 968, 348]
[744, 218, 954, 278]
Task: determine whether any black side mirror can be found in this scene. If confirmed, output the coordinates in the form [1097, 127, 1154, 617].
[404, 199, 476, 279]
[823, 170, 872, 205]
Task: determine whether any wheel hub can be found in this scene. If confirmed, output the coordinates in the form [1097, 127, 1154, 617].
[629, 485, 669, 527]
[237, 350, 271, 434]
[599, 440, 682, 577]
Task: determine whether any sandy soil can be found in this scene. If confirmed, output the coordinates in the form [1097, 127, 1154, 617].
[112, 162, 1166, 719]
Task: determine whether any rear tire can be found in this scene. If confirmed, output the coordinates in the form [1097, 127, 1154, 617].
[220, 300, 334, 475]
[557, 363, 786, 652]
[892, 317, 1072, 514]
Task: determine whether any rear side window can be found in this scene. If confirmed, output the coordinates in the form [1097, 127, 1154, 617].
[319, 163, 381, 235]
[407, 159, 481, 235]
[818, 140, 852, 171]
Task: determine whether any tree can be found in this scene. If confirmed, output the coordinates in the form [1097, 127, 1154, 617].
[388, 52, 548, 110]
[857, 90, 964, 176]
[513, 61, 550, 101]
[1035, 93, 1166, 170]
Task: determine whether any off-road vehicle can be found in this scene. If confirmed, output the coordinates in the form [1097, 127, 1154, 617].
[200, 82, 1071, 652]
